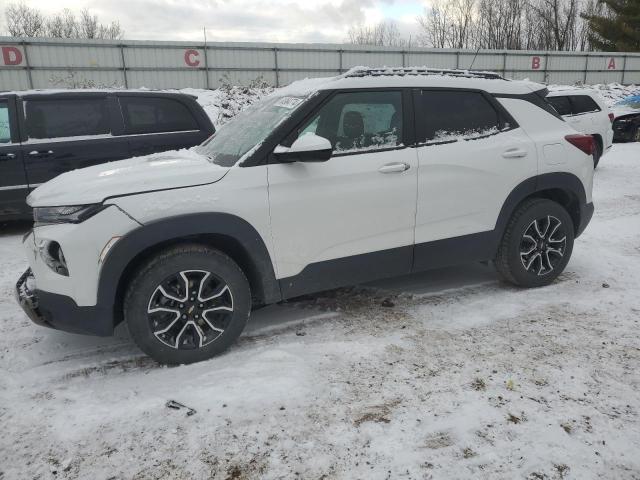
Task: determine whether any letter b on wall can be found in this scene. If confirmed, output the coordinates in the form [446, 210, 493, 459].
[1, 46, 23, 66]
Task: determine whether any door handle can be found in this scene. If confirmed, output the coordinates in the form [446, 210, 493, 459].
[378, 162, 410, 173]
[28, 150, 54, 157]
[0, 153, 16, 161]
[502, 148, 527, 159]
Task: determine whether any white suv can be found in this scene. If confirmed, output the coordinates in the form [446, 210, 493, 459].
[16, 68, 595, 364]
[546, 89, 614, 167]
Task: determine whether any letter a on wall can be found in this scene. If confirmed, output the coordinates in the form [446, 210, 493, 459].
[607, 58, 616, 70]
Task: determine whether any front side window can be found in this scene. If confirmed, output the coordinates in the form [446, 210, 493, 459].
[296, 90, 403, 154]
[570, 95, 600, 114]
[547, 96, 572, 116]
[24, 98, 110, 140]
[0, 101, 11, 143]
[120, 97, 198, 134]
[416, 90, 504, 145]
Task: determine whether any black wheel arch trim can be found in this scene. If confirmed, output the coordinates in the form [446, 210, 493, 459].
[97, 212, 281, 331]
[494, 171, 590, 239]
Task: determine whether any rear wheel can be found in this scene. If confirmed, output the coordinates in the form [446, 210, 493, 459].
[495, 199, 574, 288]
[634, 126, 640, 143]
[124, 244, 251, 364]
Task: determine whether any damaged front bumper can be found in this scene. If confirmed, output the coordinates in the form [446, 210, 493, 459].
[15, 268, 114, 336]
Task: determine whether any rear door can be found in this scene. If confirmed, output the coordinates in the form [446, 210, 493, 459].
[19, 94, 130, 187]
[0, 95, 29, 219]
[119, 95, 206, 157]
[412, 88, 537, 271]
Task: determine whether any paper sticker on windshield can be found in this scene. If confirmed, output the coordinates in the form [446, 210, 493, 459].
[274, 97, 303, 109]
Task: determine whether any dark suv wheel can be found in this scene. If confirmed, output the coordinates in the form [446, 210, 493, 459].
[124, 244, 251, 364]
[495, 198, 574, 288]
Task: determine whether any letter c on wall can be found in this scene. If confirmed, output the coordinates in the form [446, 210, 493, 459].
[184, 49, 200, 67]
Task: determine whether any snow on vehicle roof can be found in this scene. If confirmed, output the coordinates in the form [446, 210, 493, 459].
[1, 88, 196, 98]
[271, 66, 544, 98]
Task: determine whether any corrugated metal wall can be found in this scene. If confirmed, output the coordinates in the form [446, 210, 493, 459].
[1, 37, 639, 91]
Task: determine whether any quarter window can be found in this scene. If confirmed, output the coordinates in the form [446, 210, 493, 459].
[570, 95, 600, 114]
[0, 102, 10, 143]
[296, 91, 402, 154]
[416, 90, 504, 144]
[24, 98, 110, 140]
[120, 97, 198, 134]
[547, 96, 572, 116]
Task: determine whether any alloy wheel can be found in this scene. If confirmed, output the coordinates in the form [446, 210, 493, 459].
[147, 270, 234, 349]
[519, 215, 567, 276]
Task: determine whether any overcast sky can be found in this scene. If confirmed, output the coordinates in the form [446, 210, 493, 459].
[2, 0, 427, 43]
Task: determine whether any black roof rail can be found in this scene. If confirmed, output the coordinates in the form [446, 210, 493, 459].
[344, 67, 506, 81]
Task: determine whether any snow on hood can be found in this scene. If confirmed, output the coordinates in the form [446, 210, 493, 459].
[27, 149, 229, 207]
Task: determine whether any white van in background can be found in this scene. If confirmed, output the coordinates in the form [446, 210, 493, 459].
[547, 89, 614, 168]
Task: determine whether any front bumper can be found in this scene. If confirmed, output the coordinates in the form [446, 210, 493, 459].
[15, 268, 113, 336]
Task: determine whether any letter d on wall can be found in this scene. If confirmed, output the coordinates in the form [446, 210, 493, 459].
[2, 46, 23, 66]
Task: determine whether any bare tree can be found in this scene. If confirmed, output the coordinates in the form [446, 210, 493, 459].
[347, 21, 409, 47]
[4, 3, 124, 39]
[5, 3, 45, 37]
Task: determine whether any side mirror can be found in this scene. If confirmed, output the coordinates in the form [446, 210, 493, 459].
[273, 133, 332, 163]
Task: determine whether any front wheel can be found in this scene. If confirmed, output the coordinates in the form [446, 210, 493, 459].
[124, 244, 251, 364]
[495, 199, 575, 288]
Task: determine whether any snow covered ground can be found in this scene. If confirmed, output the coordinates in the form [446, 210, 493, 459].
[1, 140, 639, 478]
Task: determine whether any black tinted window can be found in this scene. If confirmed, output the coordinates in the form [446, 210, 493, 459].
[25, 98, 110, 139]
[547, 96, 572, 116]
[297, 90, 402, 153]
[120, 97, 198, 134]
[0, 101, 10, 143]
[416, 90, 502, 143]
[570, 95, 600, 114]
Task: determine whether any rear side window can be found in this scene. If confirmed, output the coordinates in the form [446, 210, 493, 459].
[120, 97, 198, 134]
[547, 96, 572, 116]
[24, 98, 110, 140]
[570, 95, 601, 114]
[0, 101, 11, 143]
[416, 90, 505, 144]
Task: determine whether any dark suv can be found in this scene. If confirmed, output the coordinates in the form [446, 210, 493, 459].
[0, 90, 214, 221]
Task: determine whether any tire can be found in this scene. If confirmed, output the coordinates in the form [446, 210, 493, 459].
[593, 138, 602, 169]
[634, 126, 640, 143]
[124, 244, 251, 365]
[494, 198, 574, 288]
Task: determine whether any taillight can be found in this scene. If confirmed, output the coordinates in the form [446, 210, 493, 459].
[565, 134, 594, 155]
[608, 112, 615, 123]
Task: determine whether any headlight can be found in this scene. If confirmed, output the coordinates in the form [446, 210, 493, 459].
[33, 204, 108, 226]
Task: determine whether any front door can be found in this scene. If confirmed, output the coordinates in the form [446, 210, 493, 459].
[0, 96, 29, 219]
[267, 89, 418, 298]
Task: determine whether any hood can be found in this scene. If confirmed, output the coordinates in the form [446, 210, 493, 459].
[27, 149, 229, 207]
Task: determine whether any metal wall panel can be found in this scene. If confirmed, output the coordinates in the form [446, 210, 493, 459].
[342, 52, 403, 68]
[1, 37, 639, 93]
[406, 52, 457, 69]
[28, 44, 121, 68]
[208, 48, 274, 69]
[0, 69, 29, 90]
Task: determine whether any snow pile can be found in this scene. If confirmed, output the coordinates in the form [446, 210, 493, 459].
[177, 83, 275, 128]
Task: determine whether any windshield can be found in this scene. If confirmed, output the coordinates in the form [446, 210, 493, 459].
[194, 95, 306, 167]
[614, 95, 640, 110]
